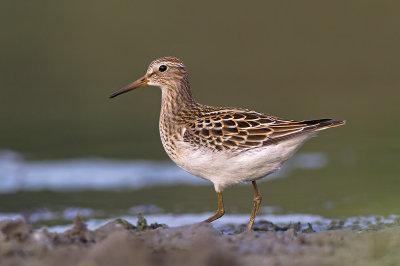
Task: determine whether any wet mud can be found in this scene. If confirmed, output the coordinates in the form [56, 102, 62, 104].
[1, 216, 400, 266]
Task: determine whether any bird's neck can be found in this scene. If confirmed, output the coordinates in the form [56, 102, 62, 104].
[160, 77, 198, 122]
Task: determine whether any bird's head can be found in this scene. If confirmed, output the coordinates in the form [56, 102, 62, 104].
[109, 56, 188, 98]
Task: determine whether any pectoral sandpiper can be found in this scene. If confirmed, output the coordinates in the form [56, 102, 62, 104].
[109, 56, 345, 230]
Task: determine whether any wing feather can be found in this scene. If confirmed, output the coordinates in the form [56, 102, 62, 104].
[182, 110, 344, 151]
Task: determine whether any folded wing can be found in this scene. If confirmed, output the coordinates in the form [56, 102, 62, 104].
[183, 109, 344, 152]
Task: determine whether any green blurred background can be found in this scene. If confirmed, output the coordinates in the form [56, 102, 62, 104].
[0, 1, 399, 220]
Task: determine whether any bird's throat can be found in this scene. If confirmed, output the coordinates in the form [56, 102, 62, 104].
[160, 78, 197, 119]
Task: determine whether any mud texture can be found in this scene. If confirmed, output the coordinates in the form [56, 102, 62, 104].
[1, 216, 400, 266]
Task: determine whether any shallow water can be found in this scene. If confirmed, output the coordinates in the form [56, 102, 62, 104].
[0, 148, 400, 224]
[0, 150, 326, 192]
[2, 206, 399, 233]
[0, 150, 338, 228]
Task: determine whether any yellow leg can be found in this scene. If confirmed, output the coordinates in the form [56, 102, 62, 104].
[247, 181, 262, 230]
[204, 192, 225, 223]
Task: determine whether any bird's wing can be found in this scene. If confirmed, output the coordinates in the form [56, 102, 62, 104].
[183, 109, 344, 151]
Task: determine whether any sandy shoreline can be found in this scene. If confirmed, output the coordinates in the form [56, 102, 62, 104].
[1, 216, 400, 266]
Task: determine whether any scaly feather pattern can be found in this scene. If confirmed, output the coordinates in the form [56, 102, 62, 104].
[182, 108, 344, 152]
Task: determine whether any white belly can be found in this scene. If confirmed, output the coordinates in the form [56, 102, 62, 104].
[167, 134, 316, 192]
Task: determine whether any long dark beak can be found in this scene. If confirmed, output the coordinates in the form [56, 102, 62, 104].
[109, 74, 148, 98]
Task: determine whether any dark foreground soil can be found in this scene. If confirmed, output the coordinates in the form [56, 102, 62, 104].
[1, 216, 400, 266]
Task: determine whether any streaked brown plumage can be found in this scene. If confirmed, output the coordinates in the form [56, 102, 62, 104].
[110, 56, 345, 230]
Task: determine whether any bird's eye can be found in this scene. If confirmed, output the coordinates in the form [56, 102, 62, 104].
[159, 65, 168, 72]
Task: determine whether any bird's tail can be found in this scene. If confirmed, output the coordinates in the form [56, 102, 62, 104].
[302, 119, 346, 131]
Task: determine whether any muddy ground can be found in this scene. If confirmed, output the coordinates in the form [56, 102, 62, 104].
[1, 216, 400, 266]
